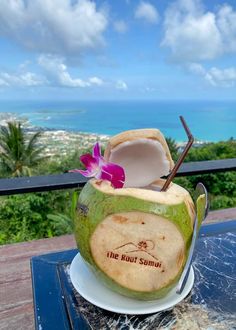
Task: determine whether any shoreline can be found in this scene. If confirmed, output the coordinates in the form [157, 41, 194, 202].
[0, 112, 216, 157]
[0, 112, 110, 157]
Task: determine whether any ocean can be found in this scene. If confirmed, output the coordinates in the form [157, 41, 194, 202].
[0, 100, 235, 142]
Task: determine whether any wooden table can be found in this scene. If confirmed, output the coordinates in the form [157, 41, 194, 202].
[0, 208, 236, 330]
[0, 235, 76, 330]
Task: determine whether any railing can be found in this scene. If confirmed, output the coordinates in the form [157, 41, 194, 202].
[0, 158, 235, 196]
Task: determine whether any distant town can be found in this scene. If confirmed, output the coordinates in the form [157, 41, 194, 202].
[0, 113, 109, 157]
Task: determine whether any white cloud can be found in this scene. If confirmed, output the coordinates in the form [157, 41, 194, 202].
[0, 71, 46, 87]
[162, 0, 236, 62]
[135, 1, 159, 24]
[116, 80, 128, 90]
[187, 62, 206, 75]
[0, 0, 108, 57]
[38, 55, 89, 87]
[205, 67, 236, 87]
[187, 62, 236, 87]
[113, 20, 128, 33]
[217, 5, 236, 53]
[38, 54, 104, 88]
[0, 77, 9, 87]
[88, 76, 104, 86]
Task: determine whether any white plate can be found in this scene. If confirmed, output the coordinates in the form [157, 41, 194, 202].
[70, 253, 194, 315]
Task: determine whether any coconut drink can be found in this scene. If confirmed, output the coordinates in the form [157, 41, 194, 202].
[73, 126, 205, 301]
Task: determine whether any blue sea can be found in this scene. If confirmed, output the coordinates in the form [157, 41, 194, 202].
[0, 100, 235, 142]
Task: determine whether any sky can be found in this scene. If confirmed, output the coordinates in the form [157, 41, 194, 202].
[0, 0, 236, 100]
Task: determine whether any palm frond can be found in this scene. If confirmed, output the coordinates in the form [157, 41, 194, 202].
[0, 121, 45, 177]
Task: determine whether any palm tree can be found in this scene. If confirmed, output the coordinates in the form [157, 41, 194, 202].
[0, 121, 45, 177]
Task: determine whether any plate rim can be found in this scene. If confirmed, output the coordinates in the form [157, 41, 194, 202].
[70, 252, 194, 315]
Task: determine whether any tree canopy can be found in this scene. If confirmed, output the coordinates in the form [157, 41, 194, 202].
[0, 122, 45, 177]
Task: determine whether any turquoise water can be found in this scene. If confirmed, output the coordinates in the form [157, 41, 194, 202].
[0, 100, 235, 142]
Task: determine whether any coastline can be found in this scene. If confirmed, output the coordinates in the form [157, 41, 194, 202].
[0, 99, 235, 144]
[0, 112, 110, 157]
[0, 112, 209, 157]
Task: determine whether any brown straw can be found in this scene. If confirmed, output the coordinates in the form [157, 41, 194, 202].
[161, 116, 194, 192]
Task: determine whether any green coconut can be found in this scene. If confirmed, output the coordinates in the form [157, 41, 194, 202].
[74, 129, 205, 300]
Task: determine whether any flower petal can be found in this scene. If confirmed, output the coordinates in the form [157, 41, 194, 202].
[69, 142, 125, 188]
[93, 142, 101, 159]
[98, 162, 125, 188]
[80, 154, 98, 170]
[68, 169, 94, 177]
[75, 169, 94, 177]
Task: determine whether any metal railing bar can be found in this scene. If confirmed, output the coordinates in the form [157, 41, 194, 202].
[0, 158, 235, 196]
[176, 158, 236, 176]
[0, 173, 88, 196]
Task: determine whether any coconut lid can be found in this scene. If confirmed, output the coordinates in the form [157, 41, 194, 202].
[104, 129, 174, 188]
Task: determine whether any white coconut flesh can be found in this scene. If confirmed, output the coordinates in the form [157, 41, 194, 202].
[109, 138, 172, 188]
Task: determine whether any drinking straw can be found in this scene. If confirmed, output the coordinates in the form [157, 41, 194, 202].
[161, 116, 194, 192]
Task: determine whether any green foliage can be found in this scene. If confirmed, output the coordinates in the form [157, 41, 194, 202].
[0, 190, 78, 245]
[47, 190, 79, 235]
[175, 171, 236, 197]
[173, 139, 236, 211]
[174, 171, 236, 211]
[0, 122, 46, 177]
[47, 214, 73, 236]
[0, 136, 235, 246]
[166, 137, 179, 162]
[210, 195, 236, 210]
[186, 139, 236, 162]
[0, 193, 51, 244]
[35, 148, 92, 175]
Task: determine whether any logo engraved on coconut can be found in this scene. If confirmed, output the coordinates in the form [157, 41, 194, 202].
[90, 211, 186, 292]
[105, 240, 163, 269]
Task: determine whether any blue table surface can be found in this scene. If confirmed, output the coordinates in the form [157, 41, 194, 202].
[31, 220, 236, 330]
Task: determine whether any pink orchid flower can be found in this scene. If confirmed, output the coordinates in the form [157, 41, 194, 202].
[69, 142, 125, 188]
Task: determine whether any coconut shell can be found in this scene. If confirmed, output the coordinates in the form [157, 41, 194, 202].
[74, 179, 195, 300]
[104, 129, 175, 188]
